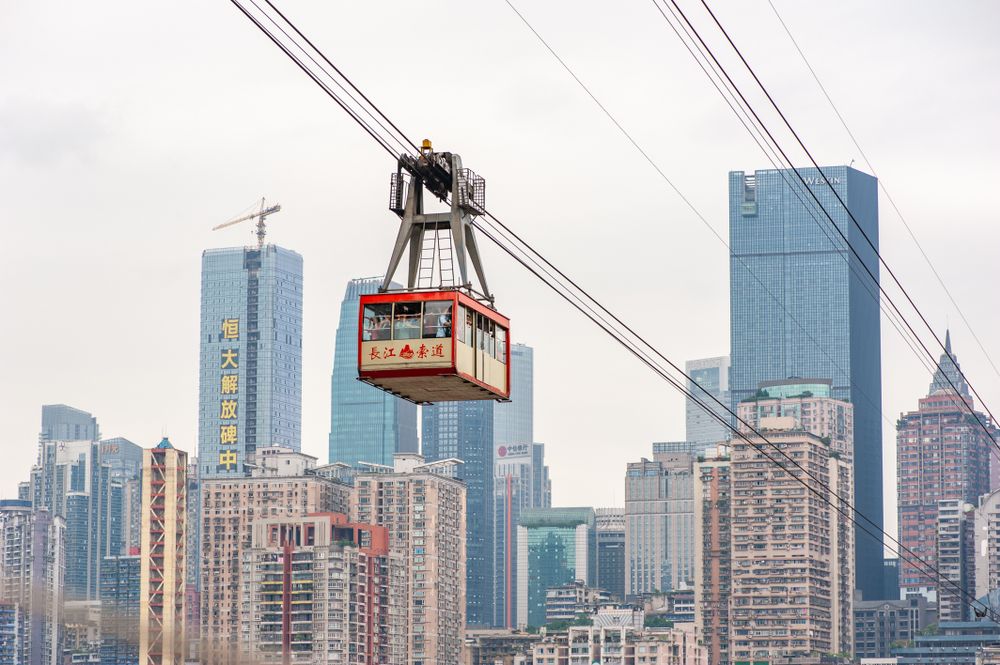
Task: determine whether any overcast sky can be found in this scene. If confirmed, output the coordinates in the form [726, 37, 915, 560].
[2, 0, 999, 545]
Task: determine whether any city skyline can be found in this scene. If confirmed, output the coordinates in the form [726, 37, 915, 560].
[4, 0, 1000, 542]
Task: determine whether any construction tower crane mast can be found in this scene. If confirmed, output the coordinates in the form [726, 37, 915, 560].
[212, 198, 282, 247]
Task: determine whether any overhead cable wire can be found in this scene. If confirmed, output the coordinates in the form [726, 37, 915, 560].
[228, 0, 400, 160]
[766, 0, 1000, 384]
[500, 1, 943, 436]
[681, 0, 1000, 449]
[650, 0, 1000, 462]
[227, 0, 993, 618]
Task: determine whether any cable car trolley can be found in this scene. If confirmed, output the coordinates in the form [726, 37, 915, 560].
[358, 140, 510, 403]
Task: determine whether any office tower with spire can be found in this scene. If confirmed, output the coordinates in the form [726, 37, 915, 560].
[328, 277, 417, 468]
[897, 331, 997, 602]
[198, 244, 303, 479]
[729, 165, 883, 598]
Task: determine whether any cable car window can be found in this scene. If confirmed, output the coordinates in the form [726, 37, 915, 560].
[422, 301, 453, 339]
[393, 302, 422, 340]
[476, 314, 486, 352]
[464, 308, 474, 346]
[363, 304, 392, 341]
[486, 320, 495, 358]
[497, 327, 507, 363]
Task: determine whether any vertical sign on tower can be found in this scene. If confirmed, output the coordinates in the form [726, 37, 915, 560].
[218, 317, 240, 472]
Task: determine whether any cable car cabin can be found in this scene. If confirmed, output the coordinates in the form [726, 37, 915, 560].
[357, 290, 510, 403]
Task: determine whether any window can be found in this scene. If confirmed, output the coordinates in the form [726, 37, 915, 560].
[393, 302, 422, 340]
[463, 307, 474, 345]
[422, 301, 453, 339]
[496, 327, 507, 363]
[362, 304, 392, 341]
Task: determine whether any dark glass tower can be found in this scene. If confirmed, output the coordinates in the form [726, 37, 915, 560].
[729, 165, 883, 598]
[423, 401, 495, 627]
[328, 277, 418, 467]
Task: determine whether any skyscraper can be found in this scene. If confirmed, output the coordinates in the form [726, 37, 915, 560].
[685, 355, 731, 445]
[423, 401, 494, 627]
[31, 406, 116, 602]
[729, 165, 882, 597]
[694, 446, 731, 665]
[0, 500, 65, 665]
[100, 554, 140, 665]
[40, 404, 99, 443]
[897, 333, 995, 601]
[328, 277, 418, 468]
[490, 343, 546, 628]
[625, 450, 695, 596]
[494, 344, 534, 447]
[139, 438, 187, 665]
[516, 507, 596, 630]
[199, 447, 352, 665]
[594, 508, 626, 601]
[728, 424, 854, 661]
[240, 514, 394, 665]
[198, 245, 303, 479]
[353, 454, 466, 665]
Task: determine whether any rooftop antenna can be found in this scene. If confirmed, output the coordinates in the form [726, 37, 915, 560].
[212, 197, 282, 248]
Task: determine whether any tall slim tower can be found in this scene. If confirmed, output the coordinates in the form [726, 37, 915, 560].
[896, 333, 995, 601]
[139, 438, 187, 665]
[328, 277, 417, 467]
[729, 165, 882, 597]
[198, 245, 303, 478]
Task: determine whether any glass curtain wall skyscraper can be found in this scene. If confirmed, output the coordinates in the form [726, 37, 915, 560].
[423, 400, 495, 627]
[198, 245, 302, 478]
[685, 355, 731, 444]
[729, 165, 882, 598]
[328, 277, 417, 467]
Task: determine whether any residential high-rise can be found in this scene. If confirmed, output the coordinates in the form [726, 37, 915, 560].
[897, 333, 995, 601]
[624, 451, 695, 597]
[728, 422, 854, 662]
[240, 514, 394, 665]
[0, 603, 20, 665]
[685, 355, 731, 445]
[199, 447, 352, 665]
[975, 488, 1000, 600]
[936, 499, 975, 622]
[594, 508, 625, 601]
[353, 454, 466, 665]
[198, 244, 303, 479]
[694, 446, 731, 665]
[423, 400, 494, 627]
[100, 554, 140, 665]
[139, 438, 187, 665]
[328, 277, 417, 468]
[0, 500, 65, 665]
[516, 507, 596, 629]
[729, 165, 883, 598]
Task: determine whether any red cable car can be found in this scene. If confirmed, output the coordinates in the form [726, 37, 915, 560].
[357, 140, 510, 404]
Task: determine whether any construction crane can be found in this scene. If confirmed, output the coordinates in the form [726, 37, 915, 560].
[212, 198, 282, 248]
